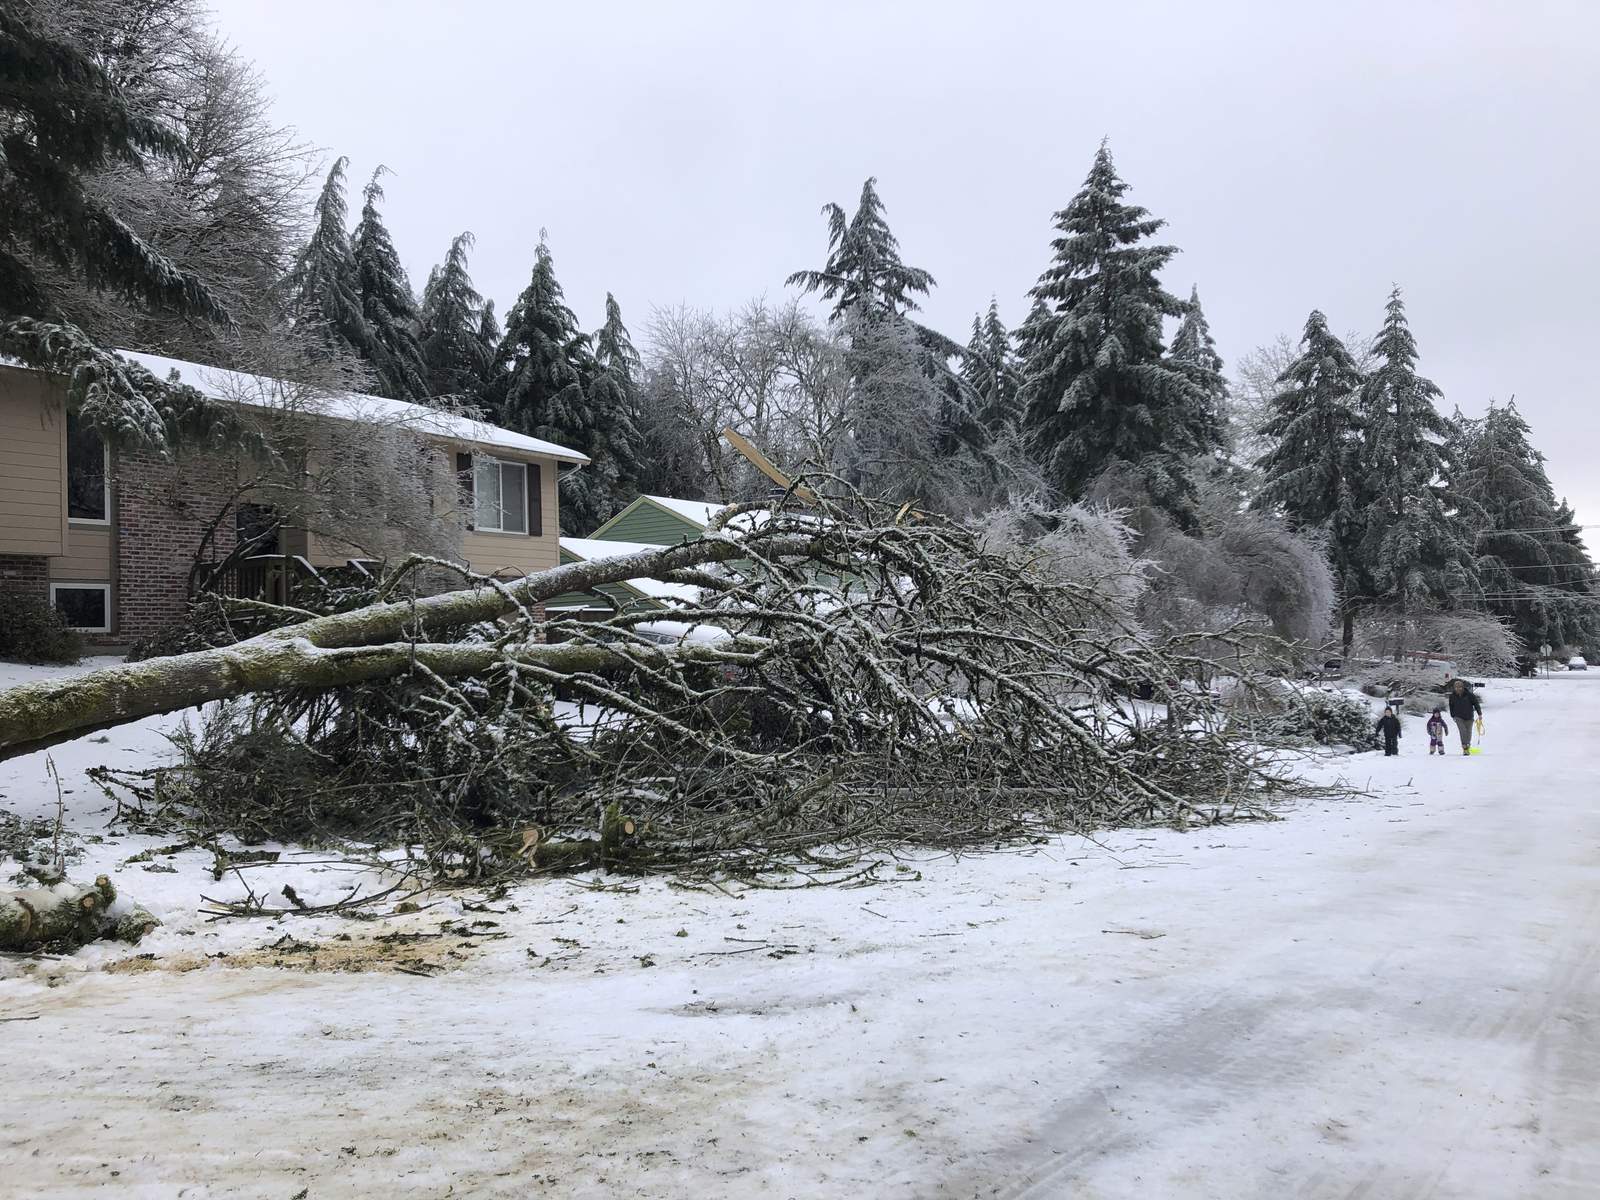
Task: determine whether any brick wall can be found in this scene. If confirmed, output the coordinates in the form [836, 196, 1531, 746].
[115, 444, 239, 643]
[0, 554, 48, 602]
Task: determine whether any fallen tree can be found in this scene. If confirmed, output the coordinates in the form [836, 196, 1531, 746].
[0, 529, 805, 759]
[6, 486, 1319, 877]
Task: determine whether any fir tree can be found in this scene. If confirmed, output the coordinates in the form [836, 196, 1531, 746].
[1252, 310, 1367, 649]
[351, 168, 427, 399]
[1355, 288, 1476, 612]
[488, 237, 616, 532]
[1018, 144, 1220, 518]
[0, 6, 228, 443]
[285, 158, 369, 367]
[581, 293, 646, 523]
[477, 299, 501, 360]
[1169, 284, 1227, 433]
[419, 231, 494, 399]
[788, 176, 988, 499]
[960, 299, 1021, 433]
[1450, 402, 1597, 651]
[785, 177, 936, 322]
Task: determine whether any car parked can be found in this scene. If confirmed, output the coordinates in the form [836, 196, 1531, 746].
[1568, 656, 1589, 671]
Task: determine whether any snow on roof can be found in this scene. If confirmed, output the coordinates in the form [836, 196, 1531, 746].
[558, 537, 702, 604]
[114, 349, 589, 465]
[644, 495, 727, 527]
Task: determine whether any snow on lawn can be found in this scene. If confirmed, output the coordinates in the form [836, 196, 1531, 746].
[2, 661, 1598, 1197]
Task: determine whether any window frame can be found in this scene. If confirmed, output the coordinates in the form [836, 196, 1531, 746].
[471, 456, 529, 535]
[65, 414, 111, 526]
[49, 582, 112, 633]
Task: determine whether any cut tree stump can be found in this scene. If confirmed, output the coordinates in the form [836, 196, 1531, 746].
[0, 876, 158, 951]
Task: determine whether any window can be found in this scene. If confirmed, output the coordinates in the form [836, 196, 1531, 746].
[66, 412, 109, 523]
[236, 503, 281, 555]
[472, 457, 528, 534]
[51, 583, 111, 632]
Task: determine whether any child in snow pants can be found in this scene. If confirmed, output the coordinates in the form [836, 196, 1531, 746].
[1375, 707, 1402, 756]
[1426, 709, 1447, 755]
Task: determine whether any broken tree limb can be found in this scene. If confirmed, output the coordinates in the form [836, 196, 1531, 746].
[0, 875, 155, 950]
[0, 532, 821, 760]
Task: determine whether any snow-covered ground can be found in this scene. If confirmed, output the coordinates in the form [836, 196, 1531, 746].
[1, 662, 1597, 1198]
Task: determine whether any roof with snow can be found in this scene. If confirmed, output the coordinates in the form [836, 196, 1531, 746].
[113, 350, 590, 465]
[641, 495, 727, 527]
[558, 537, 702, 604]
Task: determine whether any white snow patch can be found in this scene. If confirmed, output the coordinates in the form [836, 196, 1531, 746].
[1, 660, 1597, 1196]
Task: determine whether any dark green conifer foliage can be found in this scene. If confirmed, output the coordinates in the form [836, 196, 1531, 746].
[419, 231, 494, 399]
[1169, 284, 1227, 431]
[489, 238, 616, 532]
[789, 176, 989, 497]
[1354, 288, 1476, 610]
[1451, 402, 1597, 651]
[581, 293, 645, 524]
[1018, 144, 1220, 518]
[1252, 310, 1367, 648]
[785, 177, 936, 322]
[285, 157, 369, 366]
[0, 8, 226, 326]
[0, 7, 232, 446]
[351, 168, 427, 399]
[961, 299, 1021, 433]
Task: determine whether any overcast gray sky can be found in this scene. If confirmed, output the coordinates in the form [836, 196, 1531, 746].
[211, 0, 1600, 526]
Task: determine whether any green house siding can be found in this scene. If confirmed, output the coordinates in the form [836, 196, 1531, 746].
[588, 497, 708, 546]
[545, 547, 665, 615]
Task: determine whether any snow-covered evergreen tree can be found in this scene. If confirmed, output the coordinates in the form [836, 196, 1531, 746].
[1354, 288, 1476, 613]
[488, 237, 618, 533]
[351, 168, 427, 399]
[284, 158, 369, 369]
[477, 300, 501, 362]
[582, 293, 646, 524]
[1253, 310, 1366, 648]
[1018, 144, 1220, 519]
[418, 232, 494, 400]
[0, 4, 232, 445]
[1169, 285, 1227, 432]
[788, 177, 988, 506]
[960, 300, 1021, 433]
[1450, 402, 1597, 652]
[786, 177, 937, 322]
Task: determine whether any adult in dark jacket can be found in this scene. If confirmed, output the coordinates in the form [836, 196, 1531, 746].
[1445, 679, 1482, 755]
[1375, 707, 1402, 756]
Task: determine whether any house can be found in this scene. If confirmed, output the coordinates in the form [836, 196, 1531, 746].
[588, 494, 728, 546]
[544, 538, 695, 620]
[539, 495, 731, 618]
[0, 350, 587, 645]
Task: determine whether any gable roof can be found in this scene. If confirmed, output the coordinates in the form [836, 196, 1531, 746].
[113, 349, 589, 465]
[587, 493, 728, 542]
[642, 495, 726, 526]
[558, 537, 701, 604]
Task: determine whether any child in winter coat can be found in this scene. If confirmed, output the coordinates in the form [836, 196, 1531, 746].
[1375, 706, 1402, 756]
[1426, 708, 1448, 756]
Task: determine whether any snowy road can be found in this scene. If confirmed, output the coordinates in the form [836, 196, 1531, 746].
[1, 672, 1597, 1197]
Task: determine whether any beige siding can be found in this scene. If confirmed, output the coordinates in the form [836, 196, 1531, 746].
[0, 366, 67, 557]
[460, 453, 561, 577]
[250, 441, 564, 578]
[56, 525, 113, 581]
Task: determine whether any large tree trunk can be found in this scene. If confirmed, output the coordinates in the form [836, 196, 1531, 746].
[0, 535, 811, 761]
